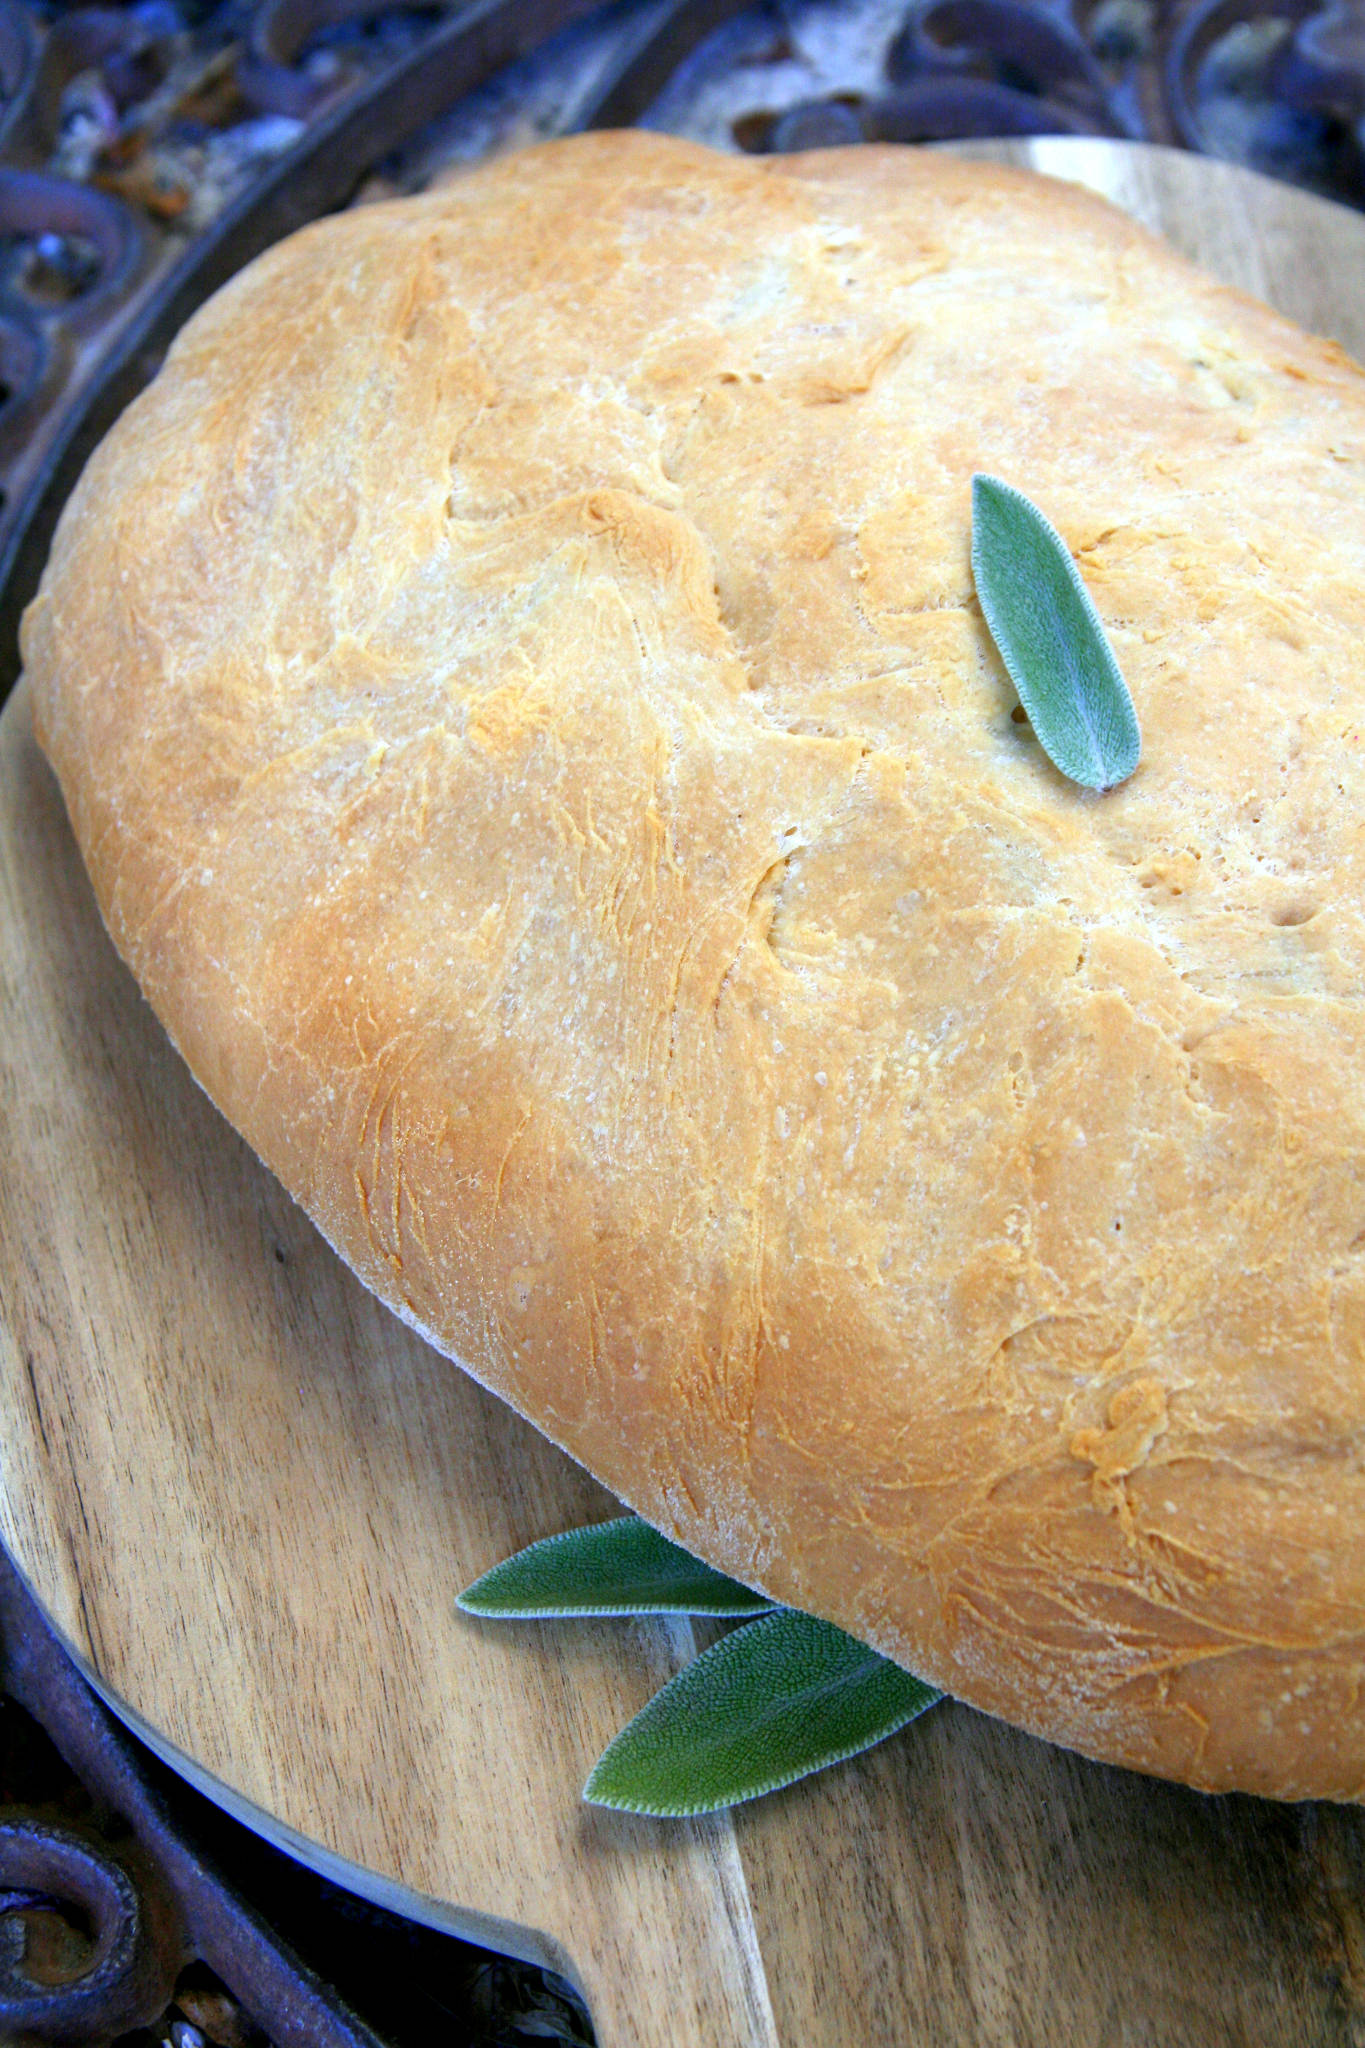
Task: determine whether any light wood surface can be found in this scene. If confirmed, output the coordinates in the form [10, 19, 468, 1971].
[4, 141, 1365, 2048]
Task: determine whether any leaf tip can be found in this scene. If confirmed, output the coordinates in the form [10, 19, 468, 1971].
[580, 1764, 673, 1817]
[453, 1586, 500, 1617]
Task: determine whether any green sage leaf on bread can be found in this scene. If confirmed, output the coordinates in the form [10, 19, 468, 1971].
[583, 1609, 942, 1816]
[457, 1515, 773, 1618]
[972, 473, 1141, 791]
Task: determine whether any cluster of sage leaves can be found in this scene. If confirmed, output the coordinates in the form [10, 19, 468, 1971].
[458, 1516, 941, 1815]
[458, 480, 1140, 1816]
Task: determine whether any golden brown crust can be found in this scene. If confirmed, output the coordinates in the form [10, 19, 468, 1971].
[24, 131, 1365, 1799]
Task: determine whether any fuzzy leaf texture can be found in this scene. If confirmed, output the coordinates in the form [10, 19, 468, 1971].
[583, 1609, 943, 1815]
[972, 474, 1141, 791]
[456, 1516, 775, 1618]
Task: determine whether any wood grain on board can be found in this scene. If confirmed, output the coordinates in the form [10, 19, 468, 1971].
[3, 141, 1365, 2048]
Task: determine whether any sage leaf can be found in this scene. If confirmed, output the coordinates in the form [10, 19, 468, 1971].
[972, 473, 1140, 792]
[583, 1610, 942, 1815]
[457, 1515, 774, 1618]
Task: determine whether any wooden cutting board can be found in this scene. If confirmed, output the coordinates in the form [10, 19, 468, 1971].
[4, 140, 1365, 2048]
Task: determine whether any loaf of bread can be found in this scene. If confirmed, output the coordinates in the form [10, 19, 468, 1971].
[24, 131, 1365, 1801]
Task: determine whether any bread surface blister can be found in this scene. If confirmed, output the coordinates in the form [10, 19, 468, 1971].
[24, 131, 1365, 1801]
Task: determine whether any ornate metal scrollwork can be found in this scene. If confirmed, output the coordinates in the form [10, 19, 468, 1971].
[0, 1811, 182, 2044]
[683, 0, 1365, 191]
